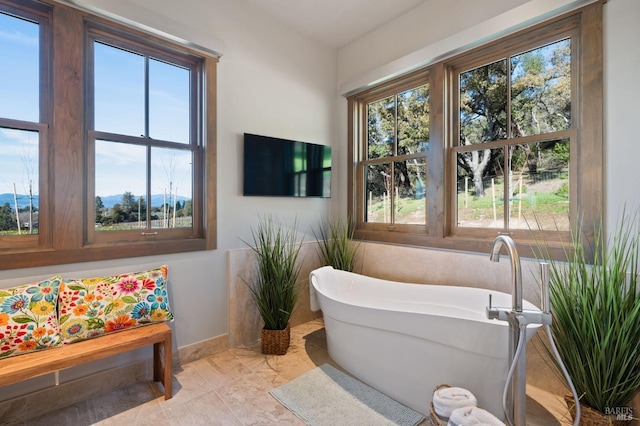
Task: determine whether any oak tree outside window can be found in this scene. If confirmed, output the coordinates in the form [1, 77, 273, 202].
[453, 38, 573, 234]
[365, 80, 429, 227]
[348, 4, 602, 256]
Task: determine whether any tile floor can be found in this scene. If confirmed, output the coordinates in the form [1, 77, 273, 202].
[17, 319, 570, 425]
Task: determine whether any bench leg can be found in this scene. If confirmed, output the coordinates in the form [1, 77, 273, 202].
[153, 334, 173, 400]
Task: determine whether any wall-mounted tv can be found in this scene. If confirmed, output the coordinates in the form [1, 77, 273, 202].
[243, 133, 331, 198]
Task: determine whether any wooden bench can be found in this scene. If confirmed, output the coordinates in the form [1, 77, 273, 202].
[0, 322, 173, 400]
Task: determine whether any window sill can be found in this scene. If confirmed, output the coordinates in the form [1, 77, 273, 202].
[0, 238, 212, 270]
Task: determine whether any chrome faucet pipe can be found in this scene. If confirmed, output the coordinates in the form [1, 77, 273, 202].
[489, 235, 525, 426]
[490, 235, 523, 313]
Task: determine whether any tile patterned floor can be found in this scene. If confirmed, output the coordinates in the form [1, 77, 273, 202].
[18, 319, 569, 425]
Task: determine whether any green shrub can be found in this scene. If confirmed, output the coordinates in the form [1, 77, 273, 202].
[313, 216, 360, 272]
[243, 216, 302, 330]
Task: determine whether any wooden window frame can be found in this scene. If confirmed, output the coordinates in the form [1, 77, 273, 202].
[84, 20, 204, 245]
[0, 0, 217, 270]
[353, 69, 437, 235]
[0, 1, 52, 254]
[348, 2, 603, 258]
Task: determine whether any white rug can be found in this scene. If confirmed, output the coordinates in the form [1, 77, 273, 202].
[269, 363, 425, 426]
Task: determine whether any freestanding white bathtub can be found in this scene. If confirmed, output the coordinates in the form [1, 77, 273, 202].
[309, 266, 542, 418]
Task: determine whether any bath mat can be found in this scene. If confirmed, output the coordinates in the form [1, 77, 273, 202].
[269, 363, 425, 426]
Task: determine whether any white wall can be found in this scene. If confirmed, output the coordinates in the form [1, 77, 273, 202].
[604, 0, 640, 228]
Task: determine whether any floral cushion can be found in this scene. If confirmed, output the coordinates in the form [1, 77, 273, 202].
[58, 265, 173, 344]
[0, 277, 63, 359]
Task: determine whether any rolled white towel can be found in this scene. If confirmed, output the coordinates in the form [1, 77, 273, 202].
[432, 386, 478, 418]
[447, 406, 505, 426]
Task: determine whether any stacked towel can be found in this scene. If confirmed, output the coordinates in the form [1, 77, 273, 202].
[432, 387, 478, 419]
[447, 406, 505, 426]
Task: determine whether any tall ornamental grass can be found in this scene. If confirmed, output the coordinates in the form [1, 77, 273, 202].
[540, 212, 640, 412]
[244, 216, 302, 331]
[313, 215, 360, 272]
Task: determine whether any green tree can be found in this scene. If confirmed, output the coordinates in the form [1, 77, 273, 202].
[366, 84, 429, 200]
[95, 196, 104, 224]
[458, 39, 571, 197]
[0, 203, 16, 231]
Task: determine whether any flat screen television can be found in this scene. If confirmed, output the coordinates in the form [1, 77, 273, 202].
[243, 133, 331, 198]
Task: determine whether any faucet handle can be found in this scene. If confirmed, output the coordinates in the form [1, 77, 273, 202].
[486, 294, 501, 320]
[540, 262, 551, 314]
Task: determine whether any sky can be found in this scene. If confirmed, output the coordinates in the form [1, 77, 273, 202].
[0, 11, 193, 204]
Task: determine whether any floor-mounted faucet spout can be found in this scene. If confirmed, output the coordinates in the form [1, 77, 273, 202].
[490, 235, 523, 313]
[488, 235, 525, 426]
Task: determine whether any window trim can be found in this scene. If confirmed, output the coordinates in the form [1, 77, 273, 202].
[0, 0, 217, 270]
[348, 2, 603, 259]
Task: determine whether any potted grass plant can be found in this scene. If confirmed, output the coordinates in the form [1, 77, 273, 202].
[244, 216, 302, 355]
[538, 211, 640, 424]
[312, 215, 360, 272]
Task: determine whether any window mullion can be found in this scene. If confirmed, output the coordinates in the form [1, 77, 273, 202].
[504, 57, 513, 230]
[146, 146, 152, 230]
[144, 55, 151, 231]
[144, 56, 150, 138]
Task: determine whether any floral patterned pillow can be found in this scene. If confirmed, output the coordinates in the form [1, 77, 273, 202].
[0, 277, 63, 359]
[58, 266, 173, 343]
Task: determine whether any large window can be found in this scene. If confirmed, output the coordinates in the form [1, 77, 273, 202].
[0, 1, 50, 252]
[0, 0, 216, 269]
[452, 37, 573, 235]
[86, 24, 203, 244]
[349, 4, 602, 256]
[363, 74, 429, 228]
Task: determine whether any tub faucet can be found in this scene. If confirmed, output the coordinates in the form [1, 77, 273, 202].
[485, 235, 551, 426]
[489, 235, 523, 313]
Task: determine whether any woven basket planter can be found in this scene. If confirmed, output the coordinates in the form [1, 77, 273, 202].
[261, 323, 291, 355]
[564, 394, 633, 426]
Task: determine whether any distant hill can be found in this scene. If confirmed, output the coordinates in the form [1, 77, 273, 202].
[0, 193, 190, 209]
[0, 193, 38, 210]
[98, 194, 190, 208]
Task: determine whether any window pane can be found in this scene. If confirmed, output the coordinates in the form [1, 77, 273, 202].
[365, 163, 391, 223]
[0, 12, 39, 122]
[149, 59, 190, 144]
[398, 85, 429, 155]
[94, 42, 144, 136]
[394, 158, 426, 225]
[511, 39, 571, 136]
[456, 147, 504, 229]
[0, 128, 39, 235]
[95, 140, 146, 230]
[460, 59, 507, 144]
[508, 140, 570, 231]
[150, 148, 192, 229]
[367, 96, 395, 159]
